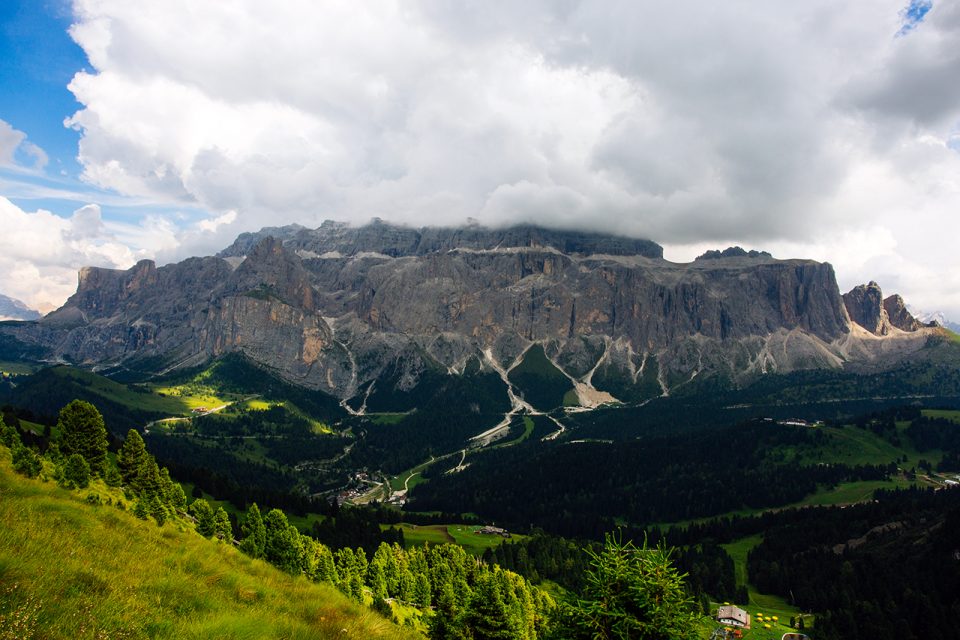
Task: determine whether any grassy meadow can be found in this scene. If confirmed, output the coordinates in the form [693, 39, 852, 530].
[0, 450, 414, 640]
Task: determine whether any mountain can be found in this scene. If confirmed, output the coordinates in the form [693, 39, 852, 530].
[0, 221, 947, 409]
[0, 293, 41, 321]
[912, 308, 960, 334]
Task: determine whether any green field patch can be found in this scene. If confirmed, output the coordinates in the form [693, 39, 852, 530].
[797, 478, 914, 506]
[922, 408, 960, 423]
[383, 523, 455, 546]
[446, 525, 525, 555]
[494, 416, 535, 448]
[149, 382, 231, 411]
[0, 360, 39, 375]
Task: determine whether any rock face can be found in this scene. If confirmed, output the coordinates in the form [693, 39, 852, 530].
[0, 222, 938, 403]
[843, 282, 890, 335]
[841, 283, 923, 336]
[883, 294, 921, 332]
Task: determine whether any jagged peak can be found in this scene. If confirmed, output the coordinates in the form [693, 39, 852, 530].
[695, 246, 773, 261]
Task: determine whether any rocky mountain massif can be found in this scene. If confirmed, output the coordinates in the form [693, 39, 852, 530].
[0, 221, 946, 409]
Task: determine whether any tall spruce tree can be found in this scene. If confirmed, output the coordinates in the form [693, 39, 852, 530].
[263, 508, 299, 573]
[239, 503, 266, 558]
[117, 429, 148, 487]
[58, 400, 109, 475]
[461, 572, 520, 640]
[214, 506, 232, 541]
[190, 499, 216, 537]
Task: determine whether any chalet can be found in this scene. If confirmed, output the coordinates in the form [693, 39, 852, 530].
[478, 525, 510, 537]
[717, 605, 750, 628]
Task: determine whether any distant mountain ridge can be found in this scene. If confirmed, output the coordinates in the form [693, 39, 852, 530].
[0, 293, 41, 321]
[912, 308, 960, 334]
[0, 221, 949, 411]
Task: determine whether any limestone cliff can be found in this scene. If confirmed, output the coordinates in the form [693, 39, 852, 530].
[0, 222, 940, 403]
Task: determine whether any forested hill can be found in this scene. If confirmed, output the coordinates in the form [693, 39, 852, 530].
[0, 403, 704, 639]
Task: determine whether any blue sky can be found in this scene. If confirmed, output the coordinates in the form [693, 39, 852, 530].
[0, 1, 84, 180]
[1, 1, 960, 320]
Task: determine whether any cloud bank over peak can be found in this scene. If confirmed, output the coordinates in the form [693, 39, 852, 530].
[6, 0, 960, 317]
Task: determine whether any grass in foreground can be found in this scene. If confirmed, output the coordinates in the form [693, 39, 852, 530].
[0, 451, 414, 640]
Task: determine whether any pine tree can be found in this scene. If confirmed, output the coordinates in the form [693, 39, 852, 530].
[263, 508, 299, 573]
[214, 506, 232, 541]
[461, 572, 519, 640]
[429, 583, 468, 640]
[104, 464, 122, 487]
[159, 467, 176, 502]
[170, 482, 187, 512]
[239, 503, 266, 558]
[315, 544, 337, 585]
[368, 560, 389, 600]
[415, 572, 432, 608]
[57, 400, 109, 475]
[149, 495, 167, 526]
[190, 499, 216, 537]
[557, 533, 700, 640]
[139, 460, 163, 500]
[133, 498, 149, 520]
[118, 429, 149, 489]
[61, 453, 91, 488]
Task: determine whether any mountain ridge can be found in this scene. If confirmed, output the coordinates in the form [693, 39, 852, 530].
[0, 292, 41, 321]
[0, 221, 946, 411]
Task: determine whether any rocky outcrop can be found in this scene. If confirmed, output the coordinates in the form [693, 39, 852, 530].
[883, 294, 921, 332]
[0, 221, 939, 403]
[843, 282, 890, 335]
[695, 247, 772, 260]
[842, 283, 923, 336]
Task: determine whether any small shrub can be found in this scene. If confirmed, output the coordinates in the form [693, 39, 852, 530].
[61, 454, 91, 489]
[11, 444, 42, 478]
[85, 493, 102, 506]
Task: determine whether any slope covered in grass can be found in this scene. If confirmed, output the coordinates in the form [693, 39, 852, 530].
[0, 450, 414, 640]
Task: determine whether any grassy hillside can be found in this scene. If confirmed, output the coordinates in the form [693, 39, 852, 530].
[0, 450, 414, 640]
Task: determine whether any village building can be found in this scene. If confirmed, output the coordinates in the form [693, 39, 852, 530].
[716, 605, 751, 628]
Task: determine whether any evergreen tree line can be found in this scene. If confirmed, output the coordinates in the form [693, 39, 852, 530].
[408, 418, 895, 537]
[746, 485, 960, 640]
[2, 400, 708, 639]
[0, 400, 196, 527]
[485, 532, 740, 607]
[232, 500, 557, 638]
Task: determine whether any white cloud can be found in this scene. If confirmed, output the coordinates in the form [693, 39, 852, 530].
[0, 197, 159, 310]
[0, 120, 47, 170]
[31, 0, 960, 317]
